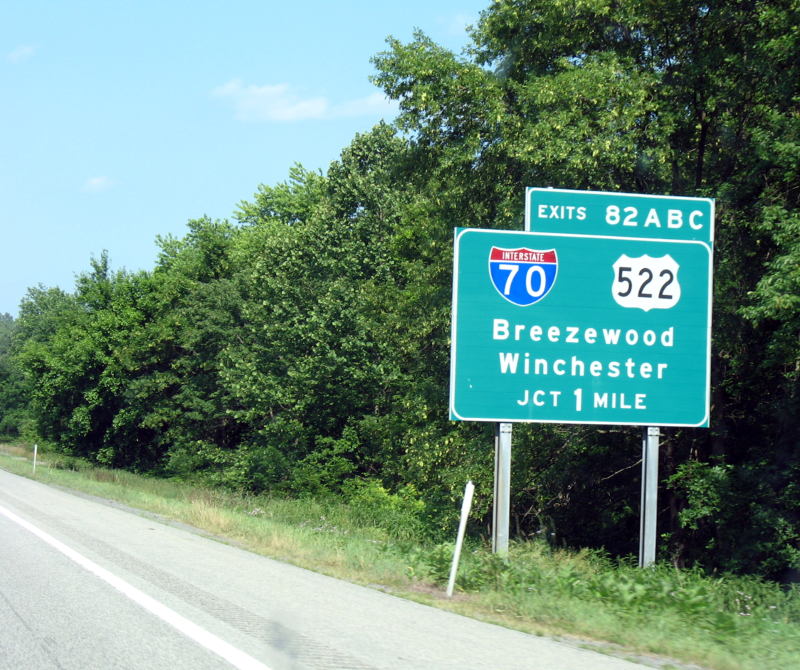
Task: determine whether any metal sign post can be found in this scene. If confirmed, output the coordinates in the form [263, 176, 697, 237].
[492, 423, 512, 555]
[639, 427, 660, 566]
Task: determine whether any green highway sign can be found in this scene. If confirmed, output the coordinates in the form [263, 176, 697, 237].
[526, 187, 714, 246]
[449, 226, 713, 427]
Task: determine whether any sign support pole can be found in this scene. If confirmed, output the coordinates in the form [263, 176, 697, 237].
[493, 423, 512, 555]
[639, 426, 660, 567]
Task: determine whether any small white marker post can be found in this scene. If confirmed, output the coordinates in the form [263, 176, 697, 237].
[32, 443, 38, 474]
[447, 480, 475, 598]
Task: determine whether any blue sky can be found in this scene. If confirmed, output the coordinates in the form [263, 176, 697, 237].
[1, 0, 488, 316]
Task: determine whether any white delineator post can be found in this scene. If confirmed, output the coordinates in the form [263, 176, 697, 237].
[447, 480, 475, 598]
[33, 443, 38, 474]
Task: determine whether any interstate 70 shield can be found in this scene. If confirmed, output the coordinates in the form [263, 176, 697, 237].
[488, 247, 557, 306]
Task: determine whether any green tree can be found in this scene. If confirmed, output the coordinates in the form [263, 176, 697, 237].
[0, 313, 28, 437]
[115, 217, 246, 475]
[372, 0, 800, 573]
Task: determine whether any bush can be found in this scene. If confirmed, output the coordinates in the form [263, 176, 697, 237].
[340, 477, 426, 541]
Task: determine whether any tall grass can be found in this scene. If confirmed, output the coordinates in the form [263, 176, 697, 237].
[1, 443, 798, 670]
[417, 542, 800, 670]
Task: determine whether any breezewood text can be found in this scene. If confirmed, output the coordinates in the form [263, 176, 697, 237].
[492, 319, 673, 381]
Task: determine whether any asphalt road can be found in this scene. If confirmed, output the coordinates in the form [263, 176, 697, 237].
[0, 468, 655, 670]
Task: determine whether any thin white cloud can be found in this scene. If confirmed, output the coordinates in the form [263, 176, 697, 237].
[7, 44, 36, 64]
[83, 176, 113, 193]
[330, 92, 398, 118]
[212, 79, 397, 122]
[443, 12, 477, 37]
[212, 80, 327, 121]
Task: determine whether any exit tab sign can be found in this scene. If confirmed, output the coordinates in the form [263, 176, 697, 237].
[526, 187, 714, 246]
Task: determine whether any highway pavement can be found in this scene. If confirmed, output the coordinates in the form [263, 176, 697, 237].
[0, 468, 655, 670]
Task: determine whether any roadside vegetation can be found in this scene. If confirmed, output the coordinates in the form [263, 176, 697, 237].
[2, 0, 799, 581]
[2, 442, 798, 670]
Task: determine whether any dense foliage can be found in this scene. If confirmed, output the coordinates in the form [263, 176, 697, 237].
[1, 0, 798, 578]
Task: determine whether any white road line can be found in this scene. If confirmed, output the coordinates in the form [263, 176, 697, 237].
[0, 503, 272, 670]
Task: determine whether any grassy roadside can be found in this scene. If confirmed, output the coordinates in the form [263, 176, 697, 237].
[2, 443, 798, 670]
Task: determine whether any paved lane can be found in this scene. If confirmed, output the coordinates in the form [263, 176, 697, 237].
[0, 510, 234, 670]
[0, 468, 654, 669]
